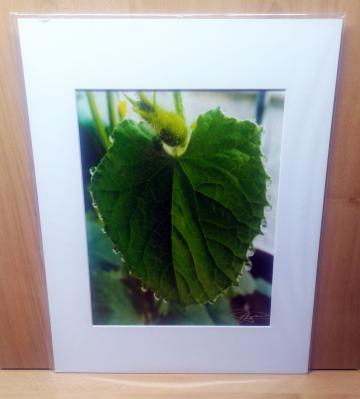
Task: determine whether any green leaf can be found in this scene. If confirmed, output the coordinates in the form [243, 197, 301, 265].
[205, 296, 238, 325]
[165, 303, 215, 325]
[255, 277, 272, 298]
[228, 271, 257, 297]
[86, 216, 122, 270]
[91, 270, 142, 325]
[90, 109, 268, 306]
[163, 296, 237, 325]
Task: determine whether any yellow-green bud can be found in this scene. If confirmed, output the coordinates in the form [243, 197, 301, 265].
[130, 92, 188, 148]
[153, 109, 188, 147]
[118, 100, 127, 120]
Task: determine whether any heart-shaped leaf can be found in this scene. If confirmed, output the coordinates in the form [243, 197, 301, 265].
[90, 109, 268, 305]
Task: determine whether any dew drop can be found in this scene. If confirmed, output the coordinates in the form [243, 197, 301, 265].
[213, 294, 221, 303]
[120, 256, 125, 263]
[140, 286, 147, 293]
[89, 166, 97, 176]
[246, 245, 255, 258]
[101, 227, 106, 234]
[162, 299, 168, 304]
[92, 201, 98, 209]
[244, 260, 253, 272]
[112, 248, 120, 255]
[153, 293, 160, 302]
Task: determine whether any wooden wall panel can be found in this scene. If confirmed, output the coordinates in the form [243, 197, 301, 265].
[0, 0, 359, 370]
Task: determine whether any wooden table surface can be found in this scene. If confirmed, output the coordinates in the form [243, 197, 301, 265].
[0, 370, 359, 398]
[1, 0, 360, 371]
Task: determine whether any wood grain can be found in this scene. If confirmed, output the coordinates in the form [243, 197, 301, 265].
[0, 0, 359, 369]
[0, 370, 359, 398]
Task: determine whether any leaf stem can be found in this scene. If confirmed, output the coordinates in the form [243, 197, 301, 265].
[106, 91, 117, 132]
[87, 91, 110, 149]
[173, 91, 185, 119]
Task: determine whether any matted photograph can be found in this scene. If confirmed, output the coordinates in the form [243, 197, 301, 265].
[17, 17, 342, 372]
[77, 90, 284, 326]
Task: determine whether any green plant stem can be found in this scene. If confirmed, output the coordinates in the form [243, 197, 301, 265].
[173, 91, 185, 119]
[87, 91, 110, 149]
[106, 91, 117, 132]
